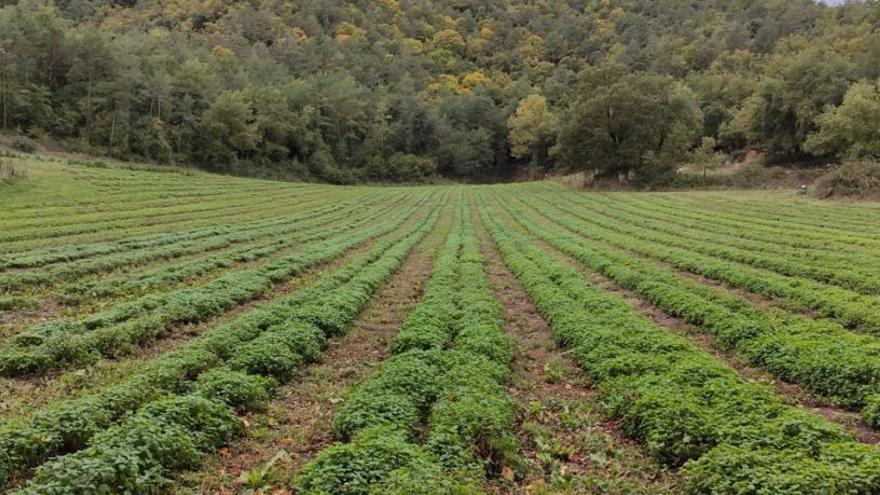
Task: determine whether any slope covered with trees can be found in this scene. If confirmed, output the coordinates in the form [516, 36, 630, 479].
[1, 0, 878, 182]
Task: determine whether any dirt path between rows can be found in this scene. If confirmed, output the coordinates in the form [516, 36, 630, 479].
[173, 206, 452, 495]
[474, 216, 677, 495]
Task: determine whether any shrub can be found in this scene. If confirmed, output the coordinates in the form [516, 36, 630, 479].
[813, 161, 880, 199]
[11, 135, 37, 153]
[0, 159, 25, 183]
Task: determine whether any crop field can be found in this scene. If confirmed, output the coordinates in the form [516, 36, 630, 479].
[3, 155, 880, 494]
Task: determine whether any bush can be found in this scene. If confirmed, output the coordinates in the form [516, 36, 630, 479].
[11, 135, 37, 153]
[385, 153, 437, 181]
[0, 159, 25, 183]
[814, 161, 880, 199]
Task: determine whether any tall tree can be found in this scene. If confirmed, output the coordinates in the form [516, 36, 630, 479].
[555, 65, 702, 180]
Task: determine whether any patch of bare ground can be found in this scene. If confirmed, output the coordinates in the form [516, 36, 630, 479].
[0, 207, 432, 422]
[474, 214, 677, 495]
[171, 206, 452, 495]
[519, 219, 879, 445]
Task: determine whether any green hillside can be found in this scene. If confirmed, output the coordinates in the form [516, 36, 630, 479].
[1, 0, 879, 183]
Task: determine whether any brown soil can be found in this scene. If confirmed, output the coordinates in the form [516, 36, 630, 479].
[171, 205, 451, 495]
[474, 212, 677, 495]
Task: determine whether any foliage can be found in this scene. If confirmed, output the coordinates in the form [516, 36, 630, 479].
[555, 65, 702, 180]
[11, 136, 36, 153]
[805, 80, 880, 161]
[0, 0, 878, 182]
[0, 158, 25, 183]
[813, 161, 880, 199]
[479, 200, 880, 494]
[508, 94, 556, 170]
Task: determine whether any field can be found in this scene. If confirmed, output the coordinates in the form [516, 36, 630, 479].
[3, 154, 880, 494]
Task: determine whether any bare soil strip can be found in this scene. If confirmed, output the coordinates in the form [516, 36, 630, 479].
[475, 216, 678, 495]
[171, 206, 452, 495]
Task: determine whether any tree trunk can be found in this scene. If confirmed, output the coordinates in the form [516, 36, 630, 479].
[109, 102, 117, 148]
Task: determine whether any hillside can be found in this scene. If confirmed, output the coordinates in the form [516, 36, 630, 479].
[1, 0, 879, 183]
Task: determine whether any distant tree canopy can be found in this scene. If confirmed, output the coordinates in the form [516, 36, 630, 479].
[0, 0, 878, 183]
[555, 66, 702, 179]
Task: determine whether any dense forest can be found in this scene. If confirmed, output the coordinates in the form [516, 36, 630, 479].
[0, 0, 879, 183]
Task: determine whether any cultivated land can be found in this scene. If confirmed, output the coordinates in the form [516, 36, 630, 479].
[2, 154, 880, 494]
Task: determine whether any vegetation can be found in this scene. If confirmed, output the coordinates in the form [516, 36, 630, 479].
[1, 0, 880, 183]
[4, 154, 880, 494]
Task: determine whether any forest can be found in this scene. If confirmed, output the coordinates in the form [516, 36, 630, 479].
[1, 0, 879, 183]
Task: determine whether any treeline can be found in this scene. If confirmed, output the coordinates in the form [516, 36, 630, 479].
[0, 0, 878, 183]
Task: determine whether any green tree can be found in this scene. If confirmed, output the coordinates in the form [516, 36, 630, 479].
[805, 80, 880, 160]
[508, 94, 556, 169]
[735, 44, 852, 160]
[555, 65, 702, 180]
[200, 90, 258, 164]
[689, 136, 726, 178]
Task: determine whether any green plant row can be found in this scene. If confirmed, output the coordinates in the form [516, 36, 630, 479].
[0, 180, 285, 221]
[0, 168, 246, 209]
[295, 201, 517, 495]
[0, 191, 400, 291]
[0, 190, 351, 268]
[542, 194, 880, 295]
[653, 193, 880, 234]
[0, 201, 443, 491]
[558, 193, 880, 287]
[527, 192, 880, 333]
[51, 194, 410, 304]
[0, 194, 432, 376]
[606, 195, 877, 239]
[579, 191, 880, 257]
[479, 200, 880, 494]
[0, 181, 322, 230]
[0, 187, 329, 244]
[0, 192, 321, 250]
[624, 194, 880, 252]
[500, 195, 880, 425]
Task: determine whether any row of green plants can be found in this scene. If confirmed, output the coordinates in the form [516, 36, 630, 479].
[549, 194, 880, 295]
[0, 185, 324, 243]
[0, 178, 279, 220]
[0, 202, 443, 491]
[623, 194, 880, 252]
[51, 195, 410, 305]
[480, 200, 880, 494]
[537, 193, 880, 332]
[0, 195, 432, 376]
[0, 190, 340, 265]
[0, 192, 322, 249]
[0, 193, 390, 291]
[652, 194, 880, 234]
[590, 192, 880, 269]
[295, 202, 517, 495]
[587, 192, 880, 257]
[562, 193, 880, 290]
[501, 195, 880, 426]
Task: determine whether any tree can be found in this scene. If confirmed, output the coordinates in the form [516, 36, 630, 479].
[555, 65, 702, 180]
[805, 80, 880, 160]
[508, 94, 556, 169]
[689, 136, 726, 178]
[735, 44, 852, 160]
[200, 90, 258, 164]
[435, 93, 507, 177]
